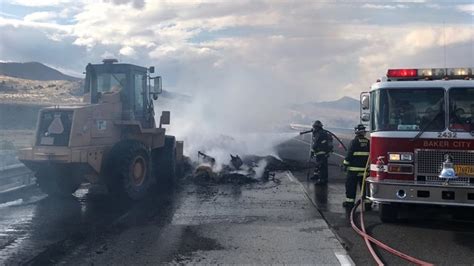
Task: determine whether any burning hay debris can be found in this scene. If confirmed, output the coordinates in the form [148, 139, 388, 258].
[191, 151, 293, 185]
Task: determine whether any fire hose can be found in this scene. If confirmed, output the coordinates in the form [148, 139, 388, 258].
[350, 157, 433, 266]
[298, 128, 434, 264]
[299, 129, 348, 151]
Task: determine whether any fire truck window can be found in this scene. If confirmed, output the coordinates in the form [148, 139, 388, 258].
[449, 87, 474, 132]
[372, 88, 445, 132]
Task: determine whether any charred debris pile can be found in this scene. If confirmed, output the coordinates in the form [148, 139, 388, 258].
[187, 151, 307, 185]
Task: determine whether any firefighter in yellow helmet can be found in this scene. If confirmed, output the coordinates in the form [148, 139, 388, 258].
[342, 124, 370, 208]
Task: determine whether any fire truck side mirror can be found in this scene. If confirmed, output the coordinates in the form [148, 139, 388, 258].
[361, 113, 370, 122]
[361, 94, 370, 110]
[360, 92, 370, 127]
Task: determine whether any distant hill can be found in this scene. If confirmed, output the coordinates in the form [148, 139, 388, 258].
[315, 96, 359, 112]
[293, 96, 359, 112]
[0, 75, 83, 104]
[0, 62, 80, 81]
[289, 96, 360, 129]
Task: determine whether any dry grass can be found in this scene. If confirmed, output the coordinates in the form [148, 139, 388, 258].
[0, 75, 82, 104]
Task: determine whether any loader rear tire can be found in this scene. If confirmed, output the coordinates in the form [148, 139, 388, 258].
[152, 136, 176, 183]
[36, 170, 80, 198]
[106, 140, 152, 200]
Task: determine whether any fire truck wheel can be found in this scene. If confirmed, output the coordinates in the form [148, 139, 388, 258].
[452, 208, 474, 221]
[106, 140, 152, 200]
[152, 136, 176, 184]
[36, 170, 80, 197]
[379, 203, 399, 223]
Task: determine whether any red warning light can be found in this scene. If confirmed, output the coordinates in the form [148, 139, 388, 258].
[387, 69, 418, 78]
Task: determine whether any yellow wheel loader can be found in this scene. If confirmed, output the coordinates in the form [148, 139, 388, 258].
[18, 59, 184, 200]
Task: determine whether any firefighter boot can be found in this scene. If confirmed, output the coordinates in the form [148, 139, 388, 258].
[310, 169, 320, 180]
[342, 198, 355, 208]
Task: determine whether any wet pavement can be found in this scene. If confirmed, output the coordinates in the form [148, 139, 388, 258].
[283, 135, 474, 265]
[0, 167, 349, 264]
[0, 185, 141, 265]
[50, 173, 348, 265]
[1, 131, 474, 265]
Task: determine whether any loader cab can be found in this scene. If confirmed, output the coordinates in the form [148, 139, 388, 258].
[84, 59, 155, 125]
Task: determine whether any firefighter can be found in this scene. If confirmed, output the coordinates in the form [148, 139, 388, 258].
[342, 124, 370, 208]
[310, 120, 333, 185]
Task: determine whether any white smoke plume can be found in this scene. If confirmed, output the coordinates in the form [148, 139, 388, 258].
[155, 84, 299, 169]
[252, 159, 269, 179]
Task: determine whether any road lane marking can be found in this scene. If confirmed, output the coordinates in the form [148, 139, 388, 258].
[334, 252, 356, 266]
[287, 171, 316, 206]
[286, 171, 296, 182]
[292, 137, 345, 159]
[287, 171, 355, 265]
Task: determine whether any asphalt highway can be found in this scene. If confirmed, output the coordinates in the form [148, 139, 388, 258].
[0, 140, 348, 264]
[279, 133, 474, 265]
[0, 132, 473, 265]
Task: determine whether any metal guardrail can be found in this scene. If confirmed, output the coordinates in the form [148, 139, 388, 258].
[0, 163, 35, 193]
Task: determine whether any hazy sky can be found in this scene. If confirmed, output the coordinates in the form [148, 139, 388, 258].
[0, 0, 473, 102]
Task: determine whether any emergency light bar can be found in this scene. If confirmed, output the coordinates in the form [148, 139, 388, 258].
[387, 68, 474, 80]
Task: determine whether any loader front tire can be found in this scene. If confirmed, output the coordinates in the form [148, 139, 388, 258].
[107, 140, 152, 200]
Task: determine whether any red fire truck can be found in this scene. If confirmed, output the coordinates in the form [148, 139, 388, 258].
[361, 68, 474, 222]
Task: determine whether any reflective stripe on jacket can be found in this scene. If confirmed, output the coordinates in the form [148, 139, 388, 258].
[314, 151, 327, 156]
[344, 136, 370, 172]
